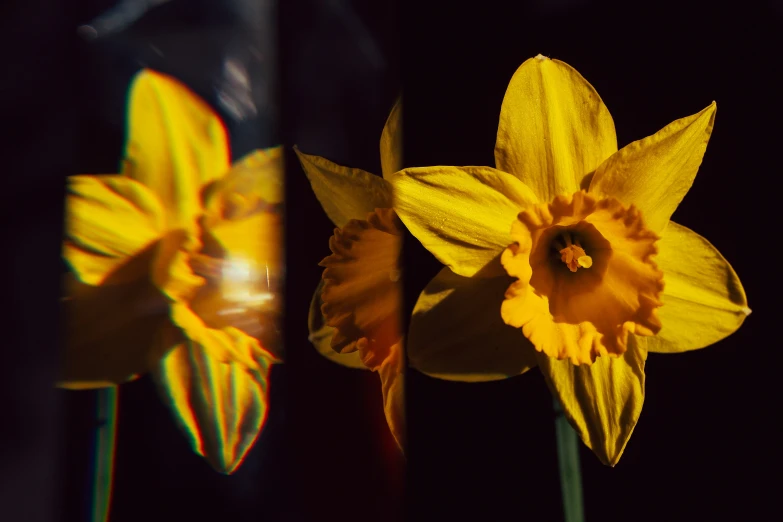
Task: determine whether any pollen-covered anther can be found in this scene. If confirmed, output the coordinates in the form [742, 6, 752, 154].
[501, 190, 664, 365]
[553, 231, 593, 272]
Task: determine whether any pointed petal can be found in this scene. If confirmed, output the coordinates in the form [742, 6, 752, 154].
[308, 282, 367, 370]
[170, 303, 272, 371]
[647, 221, 749, 353]
[121, 69, 230, 240]
[589, 103, 717, 233]
[380, 97, 403, 179]
[295, 147, 392, 228]
[374, 342, 405, 449]
[63, 175, 165, 285]
[153, 340, 275, 474]
[495, 55, 617, 202]
[392, 166, 538, 277]
[538, 335, 647, 466]
[408, 268, 537, 382]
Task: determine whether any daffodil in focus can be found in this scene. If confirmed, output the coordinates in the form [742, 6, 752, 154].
[60, 69, 284, 473]
[392, 55, 749, 465]
[295, 99, 405, 449]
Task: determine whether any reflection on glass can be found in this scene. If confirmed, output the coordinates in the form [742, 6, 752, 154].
[60, 68, 284, 481]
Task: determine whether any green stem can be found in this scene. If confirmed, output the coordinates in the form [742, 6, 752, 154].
[554, 397, 585, 522]
[92, 387, 118, 522]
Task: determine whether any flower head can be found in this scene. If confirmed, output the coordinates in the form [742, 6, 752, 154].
[296, 99, 406, 449]
[392, 55, 749, 465]
[61, 69, 283, 473]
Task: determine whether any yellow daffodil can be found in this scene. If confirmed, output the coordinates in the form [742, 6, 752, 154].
[296, 99, 405, 449]
[60, 69, 283, 473]
[392, 55, 749, 465]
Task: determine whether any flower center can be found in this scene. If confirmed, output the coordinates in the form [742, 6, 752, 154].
[551, 230, 593, 272]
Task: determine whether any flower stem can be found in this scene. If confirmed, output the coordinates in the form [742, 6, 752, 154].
[554, 397, 585, 522]
[91, 387, 118, 522]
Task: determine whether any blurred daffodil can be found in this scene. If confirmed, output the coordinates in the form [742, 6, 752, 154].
[60, 69, 283, 473]
[392, 55, 749, 465]
[296, 99, 405, 449]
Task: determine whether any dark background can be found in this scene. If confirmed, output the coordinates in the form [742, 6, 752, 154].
[2, 0, 779, 521]
[401, 1, 780, 521]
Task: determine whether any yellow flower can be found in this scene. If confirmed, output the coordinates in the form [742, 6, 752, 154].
[296, 99, 406, 449]
[60, 69, 283, 474]
[391, 55, 749, 465]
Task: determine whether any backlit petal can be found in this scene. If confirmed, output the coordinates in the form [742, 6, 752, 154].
[153, 339, 275, 474]
[307, 282, 367, 370]
[538, 335, 647, 466]
[63, 175, 165, 285]
[295, 147, 392, 228]
[392, 166, 538, 277]
[408, 267, 537, 382]
[121, 69, 230, 243]
[646, 221, 749, 353]
[380, 98, 403, 179]
[495, 55, 617, 202]
[589, 103, 717, 233]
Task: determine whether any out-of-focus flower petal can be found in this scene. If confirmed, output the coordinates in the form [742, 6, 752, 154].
[153, 338, 275, 474]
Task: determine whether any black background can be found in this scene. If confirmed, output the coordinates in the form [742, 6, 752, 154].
[2, 0, 779, 521]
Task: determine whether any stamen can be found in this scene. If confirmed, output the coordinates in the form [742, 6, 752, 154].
[553, 230, 593, 272]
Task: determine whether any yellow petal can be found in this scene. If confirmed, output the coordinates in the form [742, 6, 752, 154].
[380, 97, 403, 179]
[646, 221, 749, 353]
[203, 147, 285, 223]
[295, 147, 392, 228]
[152, 340, 275, 474]
[408, 267, 537, 382]
[538, 335, 647, 466]
[391, 166, 538, 277]
[121, 69, 230, 242]
[170, 303, 270, 371]
[307, 282, 367, 370]
[495, 55, 617, 202]
[58, 270, 180, 388]
[373, 342, 406, 449]
[589, 103, 717, 233]
[63, 175, 165, 285]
